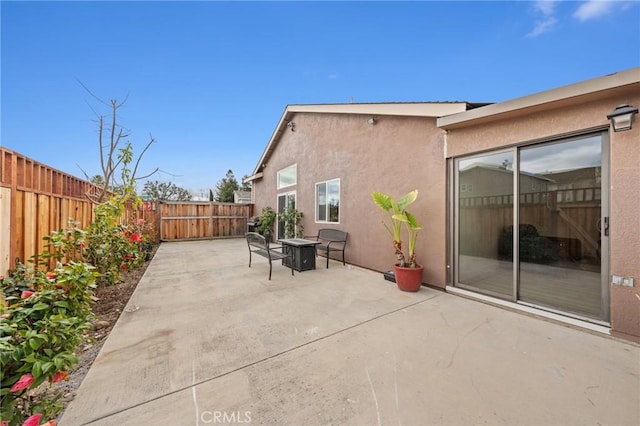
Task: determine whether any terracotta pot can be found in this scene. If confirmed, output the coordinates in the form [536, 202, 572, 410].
[393, 264, 424, 292]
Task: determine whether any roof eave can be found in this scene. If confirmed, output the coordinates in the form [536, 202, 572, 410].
[250, 102, 472, 177]
[437, 67, 640, 130]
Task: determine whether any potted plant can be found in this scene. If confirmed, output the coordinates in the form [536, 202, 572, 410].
[372, 190, 424, 292]
[256, 206, 276, 241]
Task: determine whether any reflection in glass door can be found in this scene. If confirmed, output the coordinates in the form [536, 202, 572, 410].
[457, 151, 514, 298]
[454, 133, 608, 322]
[519, 136, 604, 318]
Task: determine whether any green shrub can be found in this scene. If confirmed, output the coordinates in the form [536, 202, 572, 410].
[1, 260, 98, 425]
[84, 199, 146, 286]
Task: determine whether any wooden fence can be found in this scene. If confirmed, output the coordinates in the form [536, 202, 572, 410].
[159, 201, 253, 241]
[1, 148, 253, 275]
[0, 148, 162, 274]
[1, 148, 106, 274]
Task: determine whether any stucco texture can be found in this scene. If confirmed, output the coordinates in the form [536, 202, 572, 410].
[252, 113, 448, 287]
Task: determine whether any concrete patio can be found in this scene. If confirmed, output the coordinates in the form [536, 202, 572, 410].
[60, 239, 639, 425]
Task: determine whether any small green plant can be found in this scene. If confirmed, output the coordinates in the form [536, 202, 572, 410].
[39, 219, 87, 266]
[393, 210, 422, 268]
[256, 206, 277, 238]
[371, 190, 422, 268]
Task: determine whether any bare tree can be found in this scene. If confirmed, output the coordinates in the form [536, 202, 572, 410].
[142, 180, 192, 201]
[77, 80, 159, 203]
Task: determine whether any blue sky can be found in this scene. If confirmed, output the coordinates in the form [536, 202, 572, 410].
[2, 1, 639, 197]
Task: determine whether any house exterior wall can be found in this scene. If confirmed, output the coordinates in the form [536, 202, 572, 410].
[252, 112, 448, 287]
[444, 86, 640, 341]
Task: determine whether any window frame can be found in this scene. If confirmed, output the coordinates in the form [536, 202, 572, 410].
[277, 164, 297, 189]
[315, 178, 340, 224]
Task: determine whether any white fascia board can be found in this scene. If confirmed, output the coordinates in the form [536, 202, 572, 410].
[287, 102, 469, 118]
[244, 172, 263, 183]
[438, 67, 640, 130]
[250, 108, 292, 176]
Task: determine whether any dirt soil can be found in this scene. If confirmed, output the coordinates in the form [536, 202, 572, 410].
[51, 245, 158, 408]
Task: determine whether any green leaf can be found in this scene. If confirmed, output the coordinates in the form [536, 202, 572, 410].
[29, 338, 43, 350]
[404, 211, 422, 230]
[32, 302, 50, 311]
[32, 360, 43, 377]
[41, 361, 55, 374]
[397, 190, 418, 211]
[53, 356, 64, 369]
[371, 191, 392, 211]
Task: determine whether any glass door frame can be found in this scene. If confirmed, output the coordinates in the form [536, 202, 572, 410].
[276, 191, 296, 240]
[449, 130, 610, 323]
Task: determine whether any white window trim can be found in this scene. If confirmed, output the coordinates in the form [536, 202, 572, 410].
[315, 178, 340, 224]
[277, 164, 297, 189]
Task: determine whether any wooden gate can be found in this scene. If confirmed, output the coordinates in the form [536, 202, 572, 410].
[159, 201, 252, 241]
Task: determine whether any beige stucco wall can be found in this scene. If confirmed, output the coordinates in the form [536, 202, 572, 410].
[445, 85, 640, 340]
[253, 113, 448, 288]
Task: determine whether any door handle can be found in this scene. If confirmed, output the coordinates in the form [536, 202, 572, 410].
[603, 217, 609, 237]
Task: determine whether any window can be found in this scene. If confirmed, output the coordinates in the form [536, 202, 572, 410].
[316, 179, 340, 223]
[277, 164, 297, 189]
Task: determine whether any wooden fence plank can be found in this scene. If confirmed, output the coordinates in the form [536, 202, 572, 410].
[0, 187, 11, 275]
[23, 192, 36, 264]
[36, 194, 49, 257]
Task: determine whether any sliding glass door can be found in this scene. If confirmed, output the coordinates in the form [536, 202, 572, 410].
[518, 136, 605, 318]
[454, 133, 609, 322]
[457, 150, 515, 298]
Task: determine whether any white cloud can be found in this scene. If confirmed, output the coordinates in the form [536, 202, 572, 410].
[328, 73, 339, 80]
[528, 0, 559, 37]
[534, 0, 557, 16]
[573, 0, 617, 22]
[528, 15, 558, 37]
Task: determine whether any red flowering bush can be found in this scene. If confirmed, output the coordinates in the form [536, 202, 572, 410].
[1, 238, 97, 424]
[39, 220, 87, 267]
[83, 200, 148, 286]
[1, 189, 155, 423]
